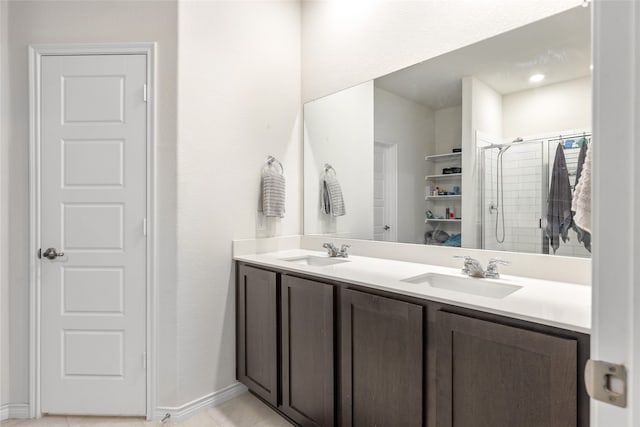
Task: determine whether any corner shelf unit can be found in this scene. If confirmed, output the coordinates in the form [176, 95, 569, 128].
[425, 150, 462, 233]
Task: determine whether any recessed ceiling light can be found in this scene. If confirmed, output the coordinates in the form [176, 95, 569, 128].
[529, 74, 545, 83]
[590, 64, 594, 71]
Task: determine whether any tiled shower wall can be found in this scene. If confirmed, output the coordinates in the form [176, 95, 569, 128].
[481, 140, 591, 258]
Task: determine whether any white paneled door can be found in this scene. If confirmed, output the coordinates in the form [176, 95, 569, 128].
[373, 142, 397, 242]
[39, 54, 147, 415]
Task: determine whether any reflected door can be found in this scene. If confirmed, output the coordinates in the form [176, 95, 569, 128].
[40, 54, 147, 415]
[373, 142, 397, 241]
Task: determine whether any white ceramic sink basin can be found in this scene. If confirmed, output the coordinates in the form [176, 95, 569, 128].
[280, 255, 350, 267]
[401, 272, 522, 299]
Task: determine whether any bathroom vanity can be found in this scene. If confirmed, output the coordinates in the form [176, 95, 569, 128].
[234, 250, 590, 427]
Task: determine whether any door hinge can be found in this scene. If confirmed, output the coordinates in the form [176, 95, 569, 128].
[142, 218, 148, 236]
[143, 84, 148, 103]
[585, 359, 627, 408]
[142, 352, 147, 369]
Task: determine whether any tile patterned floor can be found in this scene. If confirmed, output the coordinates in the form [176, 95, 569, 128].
[0, 393, 293, 427]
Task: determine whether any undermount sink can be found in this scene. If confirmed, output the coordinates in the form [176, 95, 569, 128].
[280, 255, 350, 267]
[401, 272, 522, 299]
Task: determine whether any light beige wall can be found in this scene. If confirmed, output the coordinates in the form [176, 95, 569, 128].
[2, 0, 179, 407]
[176, 0, 301, 403]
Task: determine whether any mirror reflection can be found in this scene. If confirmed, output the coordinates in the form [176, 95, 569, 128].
[303, 6, 591, 258]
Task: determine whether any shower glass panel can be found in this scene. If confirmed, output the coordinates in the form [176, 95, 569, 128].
[481, 142, 544, 254]
[479, 135, 591, 257]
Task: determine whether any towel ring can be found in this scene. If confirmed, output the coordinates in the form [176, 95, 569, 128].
[324, 163, 336, 176]
[266, 155, 284, 174]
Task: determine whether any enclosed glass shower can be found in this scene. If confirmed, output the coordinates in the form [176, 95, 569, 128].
[479, 133, 591, 258]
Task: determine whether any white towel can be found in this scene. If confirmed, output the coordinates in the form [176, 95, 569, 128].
[259, 168, 285, 218]
[321, 175, 346, 217]
[572, 142, 591, 233]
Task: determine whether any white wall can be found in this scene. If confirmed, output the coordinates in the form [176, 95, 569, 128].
[374, 87, 434, 243]
[461, 77, 503, 249]
[503, 76, 592, 139]
[1, 0, 301, 414]
[0, 0, 9, 410]
[1, 0, 179, 408]
[434, 106, 462, 155]
[301, 0, 582, 102]
[176, 0, 301, 403]
[304, 82, 373, 239]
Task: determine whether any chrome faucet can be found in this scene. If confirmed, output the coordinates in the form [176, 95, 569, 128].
[323, 243, 350, 258]
[454, 256, 510, 278]
[484, 258, 510, 279]
[454, 256, 486, 278]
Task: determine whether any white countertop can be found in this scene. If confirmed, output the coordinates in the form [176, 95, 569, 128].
[234, 249, 591, 334]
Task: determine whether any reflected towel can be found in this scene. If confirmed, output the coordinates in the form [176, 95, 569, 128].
[321, 175, 346, 217]
[572, 143, 592, 234]
[545, 144, 573, 253]
[572, 141, 591, 251]
[259, 168, 286, 218]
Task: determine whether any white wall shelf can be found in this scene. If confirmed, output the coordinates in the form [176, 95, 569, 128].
[425, 195, 461, 201]
[425, 173, 462, 180]
[424, 152, 461, 162]
[425, 218, 462, 223]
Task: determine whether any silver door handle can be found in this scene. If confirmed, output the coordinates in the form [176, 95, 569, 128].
[42, 248, 64, 260]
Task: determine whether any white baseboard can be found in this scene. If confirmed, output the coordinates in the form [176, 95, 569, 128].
[153, 382, 248, 421]
[0, 403, 30, 421]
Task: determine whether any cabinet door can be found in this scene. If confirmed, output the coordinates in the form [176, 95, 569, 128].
[341, 288, 423, 427]
[281, 276, 334, 427]
[436, 311, 577, 427]
[237, 264, 278, 406]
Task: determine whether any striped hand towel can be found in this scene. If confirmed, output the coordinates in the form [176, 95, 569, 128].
[321, 175, 346, 217]
[259, 168, 285, 218]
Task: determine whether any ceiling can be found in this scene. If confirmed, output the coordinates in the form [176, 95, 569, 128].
[375, 6, 591, 111]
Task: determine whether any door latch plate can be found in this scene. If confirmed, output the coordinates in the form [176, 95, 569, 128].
[584, 359, 627, 408]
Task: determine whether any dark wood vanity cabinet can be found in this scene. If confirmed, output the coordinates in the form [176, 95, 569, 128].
[340, 289, 424, 427]
[436, 311, 578, 427]
[237, 264, 278, 406]
[236, 261, 589, 427]
[281, 275, 335, 427]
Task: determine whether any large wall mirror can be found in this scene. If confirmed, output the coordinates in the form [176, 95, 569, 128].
[303, 5, 591, 258]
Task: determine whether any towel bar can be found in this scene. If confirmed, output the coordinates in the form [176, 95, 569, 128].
[266, 155, 284, 174]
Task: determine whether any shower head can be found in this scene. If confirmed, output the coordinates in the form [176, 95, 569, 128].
[499, 137, 523, 154]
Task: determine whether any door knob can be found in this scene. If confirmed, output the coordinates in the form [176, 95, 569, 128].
[42, 248, 64, 260]
[383, 225, 390, 231]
